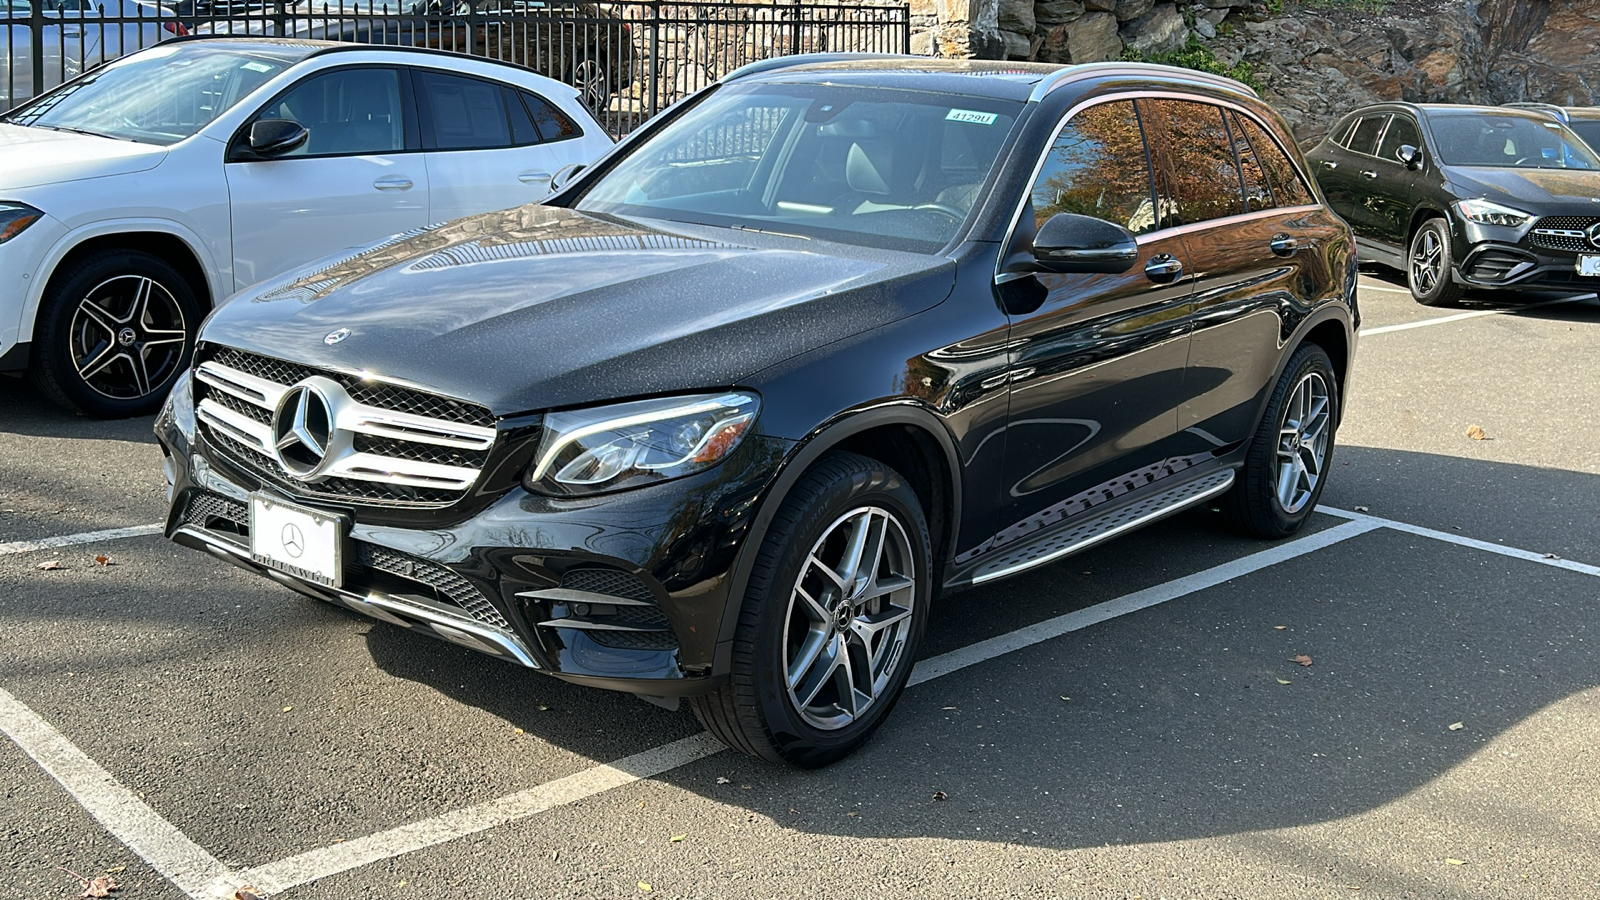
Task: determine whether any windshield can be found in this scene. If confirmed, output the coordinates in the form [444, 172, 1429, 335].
[574, 84, 1022, 253]
[2, 42, 312, 145]
[1429, 112, 1600, 169]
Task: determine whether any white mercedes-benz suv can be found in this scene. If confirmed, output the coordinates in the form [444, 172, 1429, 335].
[0, 37, 612, 416]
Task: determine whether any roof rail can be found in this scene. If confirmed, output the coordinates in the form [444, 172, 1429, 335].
[721, 53, 918, 84]
[1504, 101, 1568, 120]
[1028, 61, 1260, 103]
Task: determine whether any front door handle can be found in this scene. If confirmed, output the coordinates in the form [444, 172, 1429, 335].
[1320, 160, 1337, 170]
[1269, 233, 1299, 256]
[1144, 254, 1184, 284]
[518, 171, 552, 185]
[373, 176, 414, 191]
[1359, 170, 1378, 179]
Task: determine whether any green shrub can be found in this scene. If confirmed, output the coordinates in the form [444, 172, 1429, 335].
[1122, 38, 1265, 93]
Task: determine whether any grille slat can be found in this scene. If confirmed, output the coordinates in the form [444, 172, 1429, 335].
[1531, 216, 1600, 254]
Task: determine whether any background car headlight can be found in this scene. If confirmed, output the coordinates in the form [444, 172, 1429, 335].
[1454, 198, 1531, 228]
[525, 392, 759, 495]
[0, 202, 43, 244]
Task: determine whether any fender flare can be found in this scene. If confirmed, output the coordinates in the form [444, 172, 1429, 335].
[1249, 302, 1357, 437]
[21, 219, 227, 342]
[712, 401, 965, 661]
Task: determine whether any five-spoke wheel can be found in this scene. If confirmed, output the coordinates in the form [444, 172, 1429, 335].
[1223, 343, 1340, 538]
[1407, 218, 1466, 307]
[1274, 371, 1332, 515]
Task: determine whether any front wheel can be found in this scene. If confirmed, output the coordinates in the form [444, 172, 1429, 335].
[29, 249, 199, 418]
[1222, 343, 1340, 539]
[690, 452, 931, 767]
[1407, 218, 1466, 307]
[571, 50, 611, 116]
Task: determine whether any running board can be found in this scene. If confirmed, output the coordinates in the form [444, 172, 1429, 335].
[971, 469, 1235, 585]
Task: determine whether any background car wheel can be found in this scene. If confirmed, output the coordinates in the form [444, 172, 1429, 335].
[571, 50, 611, 115]
[1407, 218, 1466, 308]
[689, 451, 931, 768]
[1222, 343, 1339, 539]
[29, 249, 199, 418]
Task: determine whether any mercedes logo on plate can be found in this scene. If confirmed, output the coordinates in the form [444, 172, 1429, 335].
[324, 328, 351, 345]
[280, 522, 306, 559]
[271, 382, 334, 479]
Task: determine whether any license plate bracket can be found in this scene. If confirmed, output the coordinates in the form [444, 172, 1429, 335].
[1577, 255, 1600, 277]
[249, 494, 344, 587]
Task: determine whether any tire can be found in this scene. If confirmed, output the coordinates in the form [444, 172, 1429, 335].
[1407, 218, 1466, 307]
[1222, 343, 1339, 539]
[29, 249, 199, 418]
[571, 50, 611, 116]
[689, 452, 932, 768]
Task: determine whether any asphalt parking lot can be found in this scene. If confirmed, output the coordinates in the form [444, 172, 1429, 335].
[4, 272, 1600, 900]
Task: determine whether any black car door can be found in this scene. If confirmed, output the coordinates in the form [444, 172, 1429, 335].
[990, 98, 1194, 554]
[1314, 113, 1388, 239]
[1370, 112, 1426, 247]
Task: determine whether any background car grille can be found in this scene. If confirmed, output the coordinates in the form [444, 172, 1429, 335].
[192, 346, 498, 508]
[1530, 216, 1600, 253]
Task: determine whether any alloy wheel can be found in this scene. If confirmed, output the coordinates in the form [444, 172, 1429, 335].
[68, 275, 188, 401]
[1411, 227, 1443, 295]
[782, 506, 918, 731]
[1275, 371, 1332, 514]
[573, 57, 609, 113]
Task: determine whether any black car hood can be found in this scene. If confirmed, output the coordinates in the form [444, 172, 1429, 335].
[202, 205, 956, 415]
[1444, 165, 1600, 216]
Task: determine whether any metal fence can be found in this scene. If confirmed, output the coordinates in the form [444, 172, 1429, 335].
[1, 0, 910, 134]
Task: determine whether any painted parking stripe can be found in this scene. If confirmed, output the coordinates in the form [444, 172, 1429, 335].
[1320, 506, 1600, 577]
[0, 523, 163, 557]
[0, 687, 233, 898]
[1360, 294, 1586, 336]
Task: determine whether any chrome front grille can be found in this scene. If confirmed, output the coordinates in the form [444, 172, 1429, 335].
[1530, 216, 1600, 253]
[192, 346, 497, 508]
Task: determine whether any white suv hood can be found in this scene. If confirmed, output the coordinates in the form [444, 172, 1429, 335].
[0, 123, 168, 191]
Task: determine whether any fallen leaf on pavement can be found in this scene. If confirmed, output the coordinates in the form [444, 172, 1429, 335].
[847, 811, 859, 818]
[931, 791, 948, 801]
[1059, 695, 1070, 701]
[1446, 858, 1466, 866]
[234, 887, 266, 900]
[1448, 722, 1464, 731]
[1353, 506, 1369, 512]
[1273, 625, 1287, 630]
[1292, 655, 1313, 667]
[57, 868, 116, 898]
[35, 559, 64, 571]
[716, 776, 731, 784]
[1275, 678, 1292, 685]
[669, 834, 686, 843]
[1466, 425, 1487, 441]
[638, 882, 652, 892]
[93, 555, 113, 566]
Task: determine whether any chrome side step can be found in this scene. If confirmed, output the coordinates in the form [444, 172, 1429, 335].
[971, 469, 1235, 585]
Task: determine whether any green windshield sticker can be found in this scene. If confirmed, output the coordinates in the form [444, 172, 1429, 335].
[946, 109, 998, 126]
[241, 61, 276, 74]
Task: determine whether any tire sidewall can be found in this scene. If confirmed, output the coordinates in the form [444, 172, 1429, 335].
[749, 463, 931, 767]
[1257, 345, 1339, 533]
[33, 250, 199, 418]
[1408, 219, 1454, 306]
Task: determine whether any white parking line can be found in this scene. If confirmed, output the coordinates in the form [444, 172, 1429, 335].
[1361, 294, 1586, 336]
[1358, 282, 1414, 295]
[0, 687, 233, 898]
[5, 505, 1597, 899]
[0, 523, 163, 557]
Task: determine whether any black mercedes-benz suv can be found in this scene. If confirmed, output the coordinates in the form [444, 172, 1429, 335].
[157, 55, 1357, 766]
[1307, 102, 1600, 306]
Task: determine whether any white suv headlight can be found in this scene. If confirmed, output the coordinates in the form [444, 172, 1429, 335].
[525, 392, 759, 496]
[1454, 198, 1531, 228]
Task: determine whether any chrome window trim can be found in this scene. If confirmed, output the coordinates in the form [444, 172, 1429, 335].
[994, 90, 1324, 284]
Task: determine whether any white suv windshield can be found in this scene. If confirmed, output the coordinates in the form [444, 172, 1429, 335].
[3, 42, 313, 145]
[576, 84, 1021, 253]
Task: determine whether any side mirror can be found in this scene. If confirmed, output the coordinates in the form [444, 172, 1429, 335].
[1031, 213, 1139, 273]
[248, 118, 308, 157]
[548, 162, 587, 193]
[1397, 144, 1423, 170]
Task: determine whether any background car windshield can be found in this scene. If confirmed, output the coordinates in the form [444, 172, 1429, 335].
[576, 84, 1020, 252]
[3, 43, 312, 145]
[1564, 119, 1600, 153]
[1429, 112, 1600, 169]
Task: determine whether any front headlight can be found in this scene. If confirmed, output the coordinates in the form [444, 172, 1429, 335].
[1454, 198, 1531, 228]
[0, 202, 43, 244]
[525, 392, 759, 496]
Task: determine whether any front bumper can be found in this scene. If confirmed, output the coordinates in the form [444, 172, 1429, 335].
[156, 389, 793, 697]
[1451, 215, 1600, 293]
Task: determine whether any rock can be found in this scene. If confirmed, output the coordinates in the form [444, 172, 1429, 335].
[1001, 29, 1033, 58]
[1112, 0, 1154, 23]
[910, 30, 935, 55]
[998, 0, 1035, 33]
[1193, 17, 1215, 38]
[1035, 0, 1085, 27]
[1083, 0, 1116, 10]
[1068, 11, 1123, 61]
[1121, 3, 1188, 55]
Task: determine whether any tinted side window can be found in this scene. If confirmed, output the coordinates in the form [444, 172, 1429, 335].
[1377, 115, 1421, 163]
[254, 68, 404, 157]
[522, 91, 582, 142]
[416, 71, 510, 150]
[1236, 114, 1315, 207]
[1027, 99, 1158, 234]
[1142, 98, 1246, 226]
[1229, 111, 1273, 211]
[1346, 115, 1388, 156]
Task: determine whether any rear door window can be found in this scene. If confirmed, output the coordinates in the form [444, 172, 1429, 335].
[1345, 114, 1388, 156]
[415, 70, 511, 151]
[1140, 98, 1247, 226]
[1026, 99, 1159, 234]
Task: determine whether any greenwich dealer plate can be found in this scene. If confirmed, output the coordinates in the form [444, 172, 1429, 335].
[1578, 255, 1600, 277]
[249, 493, 343, 587]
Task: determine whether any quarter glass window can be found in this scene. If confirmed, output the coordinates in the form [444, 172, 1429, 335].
[1236, 114, 1314, 207]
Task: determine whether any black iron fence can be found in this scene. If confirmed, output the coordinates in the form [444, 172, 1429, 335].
[2, 0, 910, 133]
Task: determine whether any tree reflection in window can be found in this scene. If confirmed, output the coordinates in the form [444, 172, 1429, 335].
[1142, 98, 1246, 226]
[1030, 100, 1158, 234]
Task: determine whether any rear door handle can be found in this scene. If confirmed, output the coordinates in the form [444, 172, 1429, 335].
[1359, 170, 1378, 179]
[1320, 160, 1337, 170]
[1144, 254, 1183, 284]
[373, 176, 414, 191]
[1269, 234, 1299, 256]
[518, 171, 552, 185]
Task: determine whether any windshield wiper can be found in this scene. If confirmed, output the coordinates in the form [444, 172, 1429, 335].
[35, 124, 129, 141]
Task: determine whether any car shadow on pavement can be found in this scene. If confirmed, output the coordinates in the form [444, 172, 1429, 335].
[0, 376, 159, 443]
[358, 447, 1600, 853]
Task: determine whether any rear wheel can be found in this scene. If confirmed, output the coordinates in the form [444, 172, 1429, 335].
[29, 249, 199, 418]
[1407, 218, 1466, 307]
[571, 50, 611, 116]
[1222, 343, 1339, 539]
[690, 452, 930, 767]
